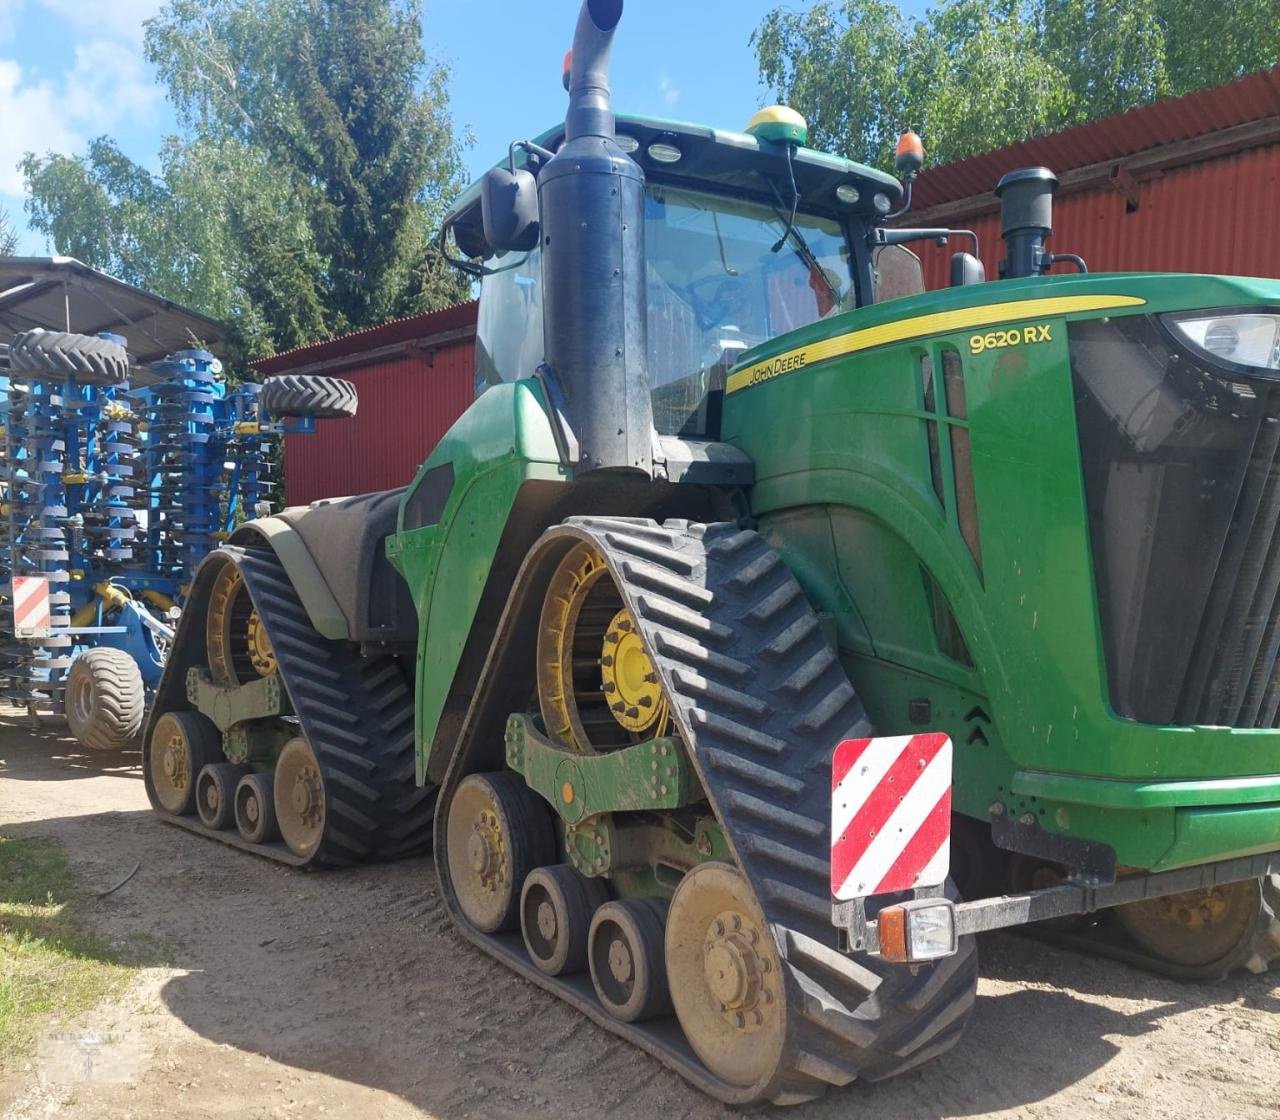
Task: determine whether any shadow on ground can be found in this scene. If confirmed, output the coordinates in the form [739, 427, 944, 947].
[4, 716, 1276, 1120]
[0, 713, 141, 782]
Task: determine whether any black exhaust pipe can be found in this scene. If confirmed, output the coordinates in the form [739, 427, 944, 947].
[537, 0, 652, 474]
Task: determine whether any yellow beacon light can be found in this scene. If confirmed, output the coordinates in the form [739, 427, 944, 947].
[746, 105, 809, 146]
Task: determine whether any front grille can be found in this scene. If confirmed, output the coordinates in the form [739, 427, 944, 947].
[1071, 314, 1280, 728]
[1177, 398, 1280, 726]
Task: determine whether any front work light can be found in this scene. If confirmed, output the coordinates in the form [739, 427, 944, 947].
[877, 898, 957, 963]
[1167, 312, 1280, 371]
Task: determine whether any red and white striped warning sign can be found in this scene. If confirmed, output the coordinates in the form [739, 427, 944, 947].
[830, 732, 952, 900]
[12, 576, 51, 638]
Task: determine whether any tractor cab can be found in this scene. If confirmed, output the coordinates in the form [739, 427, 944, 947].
[444, 113, 904, 439]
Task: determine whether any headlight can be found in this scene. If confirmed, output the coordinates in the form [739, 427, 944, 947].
[876, 898, 957, 963]
[1167, 312, 1280, 371]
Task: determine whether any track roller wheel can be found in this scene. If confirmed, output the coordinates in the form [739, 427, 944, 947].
[235, 772, 279, 844]
[446, 772, 555, 933]
[273, 736, 327, 859]
[588, 897, 672, 1022]
[521, 865, 610, 976]
[148, 711, 222, 815]
[665, 862, 786, 1088]
[196, 762, 249, 830]
[1115, 875, 1280, 976]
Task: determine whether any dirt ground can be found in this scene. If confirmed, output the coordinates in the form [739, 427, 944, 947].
[1, 716, 1277, 1120]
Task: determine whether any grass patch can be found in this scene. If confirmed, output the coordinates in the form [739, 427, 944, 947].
[0, 834, 155, 1071]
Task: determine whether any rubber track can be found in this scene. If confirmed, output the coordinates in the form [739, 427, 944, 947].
[144, 544, 434, 866]
[436, 518, 978, 1106]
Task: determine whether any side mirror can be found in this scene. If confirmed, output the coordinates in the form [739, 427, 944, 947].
[481, 166, 540, 254]
[950, 252, 986, 287]
[872, 244, 925, 302]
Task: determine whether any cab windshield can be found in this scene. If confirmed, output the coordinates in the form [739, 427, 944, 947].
[475, 183, 853, 436]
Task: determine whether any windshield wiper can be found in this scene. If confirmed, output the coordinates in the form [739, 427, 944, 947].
[760, 170, 841, 309]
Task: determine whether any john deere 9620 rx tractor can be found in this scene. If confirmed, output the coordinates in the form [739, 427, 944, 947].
[145, 0, 1280, 1105]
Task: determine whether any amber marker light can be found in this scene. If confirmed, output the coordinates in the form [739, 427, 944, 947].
[895, 130, 925, 177]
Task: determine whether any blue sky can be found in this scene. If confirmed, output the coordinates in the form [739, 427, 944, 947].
[0, 0, 927, 255]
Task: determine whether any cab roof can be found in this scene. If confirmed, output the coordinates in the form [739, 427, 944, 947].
[444, 113, 902, 253]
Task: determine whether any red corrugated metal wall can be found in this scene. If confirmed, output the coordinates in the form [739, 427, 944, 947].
[913, 143, 1280, 291]
[283, 341, 475, 506]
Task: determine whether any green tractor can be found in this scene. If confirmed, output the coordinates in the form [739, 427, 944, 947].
[144, 0, 1280, 1105]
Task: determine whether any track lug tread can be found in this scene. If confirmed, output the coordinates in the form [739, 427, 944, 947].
[685, 708, 787, 754]
[144, 544, 434, 866]
[669, 668, 769, 717]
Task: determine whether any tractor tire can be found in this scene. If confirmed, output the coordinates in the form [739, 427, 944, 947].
[65, 647, 146, 750]
[9, 329, 130, 386]
[259, 374, 358, 420]
[1114, 872, 1280, 978]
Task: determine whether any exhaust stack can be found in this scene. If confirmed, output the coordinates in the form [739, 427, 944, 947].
[537, 0, 652, 474]
[996, 167, 1058, 279]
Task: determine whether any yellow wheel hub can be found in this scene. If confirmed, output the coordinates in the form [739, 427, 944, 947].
[273, 737, 326, 859]
[537, 543, 671, 752]
[1116, 879, 1262, 969]
[702, 910, 772, 1031]
[246, 610, 276, 676]
[666, 863, 787, 1088]
[206, 562, 260, 687]
[600, 608, 667, 734]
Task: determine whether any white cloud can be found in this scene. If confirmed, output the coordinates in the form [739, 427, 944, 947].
[658, 71, 680, 107]
[0, 58, 79, 193]
[0, 40, 159, 195]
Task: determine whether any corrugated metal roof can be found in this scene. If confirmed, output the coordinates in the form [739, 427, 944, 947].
[252, 299, 478, 374]
[0, 256, 227, 366]
[913, 67, 1280, 209]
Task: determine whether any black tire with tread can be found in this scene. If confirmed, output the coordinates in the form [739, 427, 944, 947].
[259, 374, 357, 420]
[1114, 872, 1280, 979]
[10, 329, 129, 385]
[66, 647, 146, 750]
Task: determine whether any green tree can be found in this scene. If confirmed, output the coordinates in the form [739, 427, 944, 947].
[754, 0, 1280, 171]
[0, 207, 17, 257]
[22, 0, 469, 360]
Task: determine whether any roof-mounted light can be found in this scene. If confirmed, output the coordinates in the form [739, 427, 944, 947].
[835, 184, 861, 205]
[614, 134, 639, 154]
[894, 129, 925, 178]
[647, 141, 682, 164]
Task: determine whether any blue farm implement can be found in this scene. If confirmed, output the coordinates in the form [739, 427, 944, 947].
[0, 329, 355, 749]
